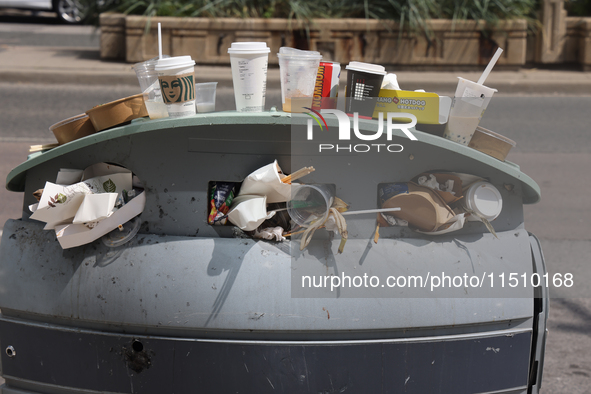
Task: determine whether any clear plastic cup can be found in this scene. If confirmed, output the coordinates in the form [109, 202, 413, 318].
[277, 47, 322, 113]
[133, 56, 169, 120]
[155, 55, 196, 118]
[442, 77, 497, 145]
[287, 184, 334, 227]
[195, 82, 218, 113]
[228, 42, 270, 112]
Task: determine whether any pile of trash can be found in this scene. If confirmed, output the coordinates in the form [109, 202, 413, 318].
[29, 163, 145, 249]
[208, 160, 350, 253]
[375, 172, 503, 242]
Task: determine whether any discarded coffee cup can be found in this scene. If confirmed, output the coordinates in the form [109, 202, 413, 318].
[442, 78, 497, 145]
[133, 56, 169, 119]
[195, 82, 218, 113]
[287, 184, 334, 227]
[228, 42, 270, 112]
[462, 181, 503, 221]
[277, 47, 323, 113]
[155, 55, 196, 118]
[345, 61, 387, 118]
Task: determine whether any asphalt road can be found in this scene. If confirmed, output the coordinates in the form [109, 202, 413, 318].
[0, 17, 590, 394]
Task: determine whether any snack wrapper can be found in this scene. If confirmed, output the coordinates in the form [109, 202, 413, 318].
[208, 182, 236, 225]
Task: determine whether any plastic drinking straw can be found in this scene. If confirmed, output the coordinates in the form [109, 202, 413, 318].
[158, 23, 162, 60]
[477, 47, 503, 85]
[341, 207, 401, 216]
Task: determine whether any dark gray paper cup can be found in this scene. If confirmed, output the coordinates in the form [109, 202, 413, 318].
[345, 61, 387, 118]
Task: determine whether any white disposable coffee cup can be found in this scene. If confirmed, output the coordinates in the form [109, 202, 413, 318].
[228, 42, 270, 112]
[462, 181, 503, 221]
[443, 77, 497, 145]
[155, 55, 196, 118]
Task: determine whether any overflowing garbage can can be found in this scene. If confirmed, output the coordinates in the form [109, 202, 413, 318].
[0, 108, 547, 393]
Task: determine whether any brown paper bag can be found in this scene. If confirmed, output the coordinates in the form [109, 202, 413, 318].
[378, 182, 455, 232]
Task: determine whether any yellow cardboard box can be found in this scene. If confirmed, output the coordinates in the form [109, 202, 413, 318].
[373, 89, 451, 124]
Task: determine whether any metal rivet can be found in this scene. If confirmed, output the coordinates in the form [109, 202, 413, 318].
[6, 346, 16, 358]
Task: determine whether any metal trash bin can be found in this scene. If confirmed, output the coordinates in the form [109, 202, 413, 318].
[0, 111, 547, 393]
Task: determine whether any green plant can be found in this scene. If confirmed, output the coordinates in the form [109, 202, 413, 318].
[93, 0, 541, 36]
[566, 0, 591, 16]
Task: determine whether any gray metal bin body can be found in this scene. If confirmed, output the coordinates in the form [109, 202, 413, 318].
[0, 111, 547, 394]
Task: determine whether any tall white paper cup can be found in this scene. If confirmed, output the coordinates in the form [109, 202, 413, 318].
[155, 55, 196, 118]
[443, 77, 497, 145]
[228, 42, 270, 112]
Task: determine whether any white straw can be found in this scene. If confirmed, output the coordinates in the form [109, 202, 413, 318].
[477, 47, 503, 85]
[341, 207, 401, 216]
[158, 23, 162, 60]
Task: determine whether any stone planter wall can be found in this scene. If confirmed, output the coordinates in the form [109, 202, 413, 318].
[565, 18, 591, 70]
[100, 13, 527, 67]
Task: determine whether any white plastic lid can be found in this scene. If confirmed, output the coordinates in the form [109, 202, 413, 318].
[465, 181, 503, 221]
[457, 77, 498, 93]
[134, 55, 170, 72]
[227, 42, 271, 54]
[346, 61, 387, 75]
[277, 47, 321, 59]
[154, 56, 195, 71]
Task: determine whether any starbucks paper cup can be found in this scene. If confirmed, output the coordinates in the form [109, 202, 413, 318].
[155, 56, 196, 118]
[228, 42, 270, 113]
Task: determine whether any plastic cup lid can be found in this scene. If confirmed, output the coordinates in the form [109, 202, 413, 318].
[227, 42, 271, 54]
[277, 47, 322, 59]
[345, 61, 387, 75]
[154, 56, 195, 71]
[134, 55, 170, 72]
[457, 77, 498, 93]
[466, 182, 503, 220]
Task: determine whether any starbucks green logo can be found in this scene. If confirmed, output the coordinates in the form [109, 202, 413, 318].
[159, 74, 195, 104]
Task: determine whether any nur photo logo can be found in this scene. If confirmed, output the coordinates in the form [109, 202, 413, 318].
[303, 108, 419, 153]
